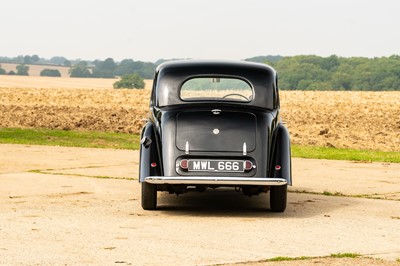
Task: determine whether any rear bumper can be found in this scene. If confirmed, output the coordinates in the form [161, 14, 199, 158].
[144, 176, 287, 186]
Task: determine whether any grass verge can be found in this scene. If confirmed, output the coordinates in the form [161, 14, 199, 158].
[0, 128, 399, 163]
[218, 253, 363, 265]
[292, 144, 400, 163]
[329, 253, 361, 258]
[0, 128, 139, 150]
[266, 256, 313, 262]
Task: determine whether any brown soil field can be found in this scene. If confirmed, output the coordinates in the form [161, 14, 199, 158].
[279, 91, 400, 152]
[0, 81, 399, 152]
[0, 87, 150, 134]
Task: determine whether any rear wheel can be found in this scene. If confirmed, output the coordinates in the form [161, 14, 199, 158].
[270, 185, 287, 212]
[141, 182, 157, 210]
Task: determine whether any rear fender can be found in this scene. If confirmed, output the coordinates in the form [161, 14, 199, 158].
[270, 124, 292, 185]
[139, 122, 161, 182]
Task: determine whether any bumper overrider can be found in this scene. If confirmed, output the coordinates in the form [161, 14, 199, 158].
[144, 176, 287, 186]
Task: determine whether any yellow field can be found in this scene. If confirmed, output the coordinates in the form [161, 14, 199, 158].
[0, 75, 116, 89]
[0, 75, 153, 90]
[0, 77, 399, 152]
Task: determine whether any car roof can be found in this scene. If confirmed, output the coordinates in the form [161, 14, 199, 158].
[154, 60, 278, 109]
[156, 59, 275, 73]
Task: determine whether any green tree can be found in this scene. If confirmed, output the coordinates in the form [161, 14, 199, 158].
[113, 73, 145, 89]
[23, 55, 32, 64]
[92, 58, 116, 78]
[69, 67, 92, 78]
[76, 61, 88, 67]
[321, 55, 340, 71]
[69, 62, 92, 78]
[277, 60, 329, 90]
[15, 55, 24, 64]
[113, 59, 155, 78]
[63, 60, 72, 67]
[331, 72, 352, 90]
[0, 65, 6, 75]
[102, 58, 116, 70]
[31, 55, 40, 63]
[16, 64, 29, 76]
[50, 56, 69, 65]
[40, 69, 61, 77]
[263, 54, 400, 91]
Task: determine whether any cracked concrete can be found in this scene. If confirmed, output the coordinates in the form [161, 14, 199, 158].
[1, 144, 399, 265]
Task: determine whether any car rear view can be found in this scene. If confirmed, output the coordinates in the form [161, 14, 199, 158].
[139, 60, 292, 212]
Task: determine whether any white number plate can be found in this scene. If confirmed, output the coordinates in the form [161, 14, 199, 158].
[188, 160, 244, 172]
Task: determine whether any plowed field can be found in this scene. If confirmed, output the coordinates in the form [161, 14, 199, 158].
[0, 85, 399, 152]
[280, 91, 400, 152]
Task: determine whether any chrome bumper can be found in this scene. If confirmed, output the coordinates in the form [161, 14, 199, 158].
[144, 176, 287, 186]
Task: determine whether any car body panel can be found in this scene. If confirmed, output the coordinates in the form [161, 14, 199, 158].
[176, 110, 256, 152]
[139, 60, 291, 211]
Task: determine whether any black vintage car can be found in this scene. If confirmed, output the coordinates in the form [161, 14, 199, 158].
[139, 60, 292, 212]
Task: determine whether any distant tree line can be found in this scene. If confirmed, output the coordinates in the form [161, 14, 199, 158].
[246, 55, 400, 91]
[69, 58, 155, 79]
[0, 55, 40, 65]
[0, 55, 71, 66]
[0, 64, 61, 76]
[3, 54, 400, 90]
[1, 55, 156, 79]
[0, 64, 30, 76]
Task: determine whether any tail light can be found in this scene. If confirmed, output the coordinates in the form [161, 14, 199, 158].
[244, 160, 254, 171]
[180, 159, 188, 170]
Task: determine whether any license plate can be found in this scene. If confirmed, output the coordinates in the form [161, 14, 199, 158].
[188, 160, 244, 173]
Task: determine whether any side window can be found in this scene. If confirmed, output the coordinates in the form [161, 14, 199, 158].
[150, 73, 158, 106]
[180, 77, 253, 102]
[275, 75, 279, 108]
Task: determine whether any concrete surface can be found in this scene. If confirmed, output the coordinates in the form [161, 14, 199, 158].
[0, 144, 399, 265]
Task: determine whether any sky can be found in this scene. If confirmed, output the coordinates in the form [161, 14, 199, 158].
[1, 0, 399, 62]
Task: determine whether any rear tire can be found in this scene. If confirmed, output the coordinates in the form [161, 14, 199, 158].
[270, 185, 287, 212]
[141, 182, 157, 210]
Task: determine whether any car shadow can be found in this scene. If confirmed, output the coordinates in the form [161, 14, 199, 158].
[155, 188, 351, 218]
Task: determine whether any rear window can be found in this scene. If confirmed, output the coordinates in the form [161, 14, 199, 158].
[180, 77, 253, 102]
